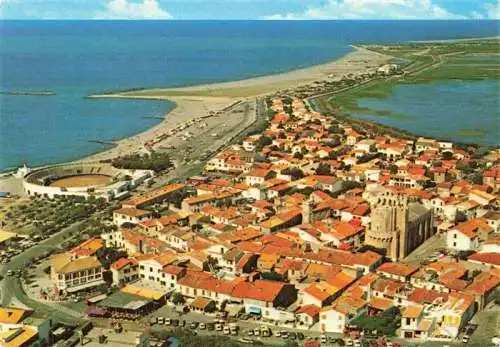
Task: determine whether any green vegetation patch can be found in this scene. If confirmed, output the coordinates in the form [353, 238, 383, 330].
[110, 151, 174, 172]
[445, 129, 487, 138]
[327, 39, 500, 119]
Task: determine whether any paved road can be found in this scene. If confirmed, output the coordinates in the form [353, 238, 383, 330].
[0, 221, 87, 325]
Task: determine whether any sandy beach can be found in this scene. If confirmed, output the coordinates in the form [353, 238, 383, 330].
[108, 45, 391, 99]
[82, 95, 237, 162]
[83, 46, 391, 163]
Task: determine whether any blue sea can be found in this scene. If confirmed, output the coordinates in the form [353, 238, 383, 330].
[1, 20, 499, 170]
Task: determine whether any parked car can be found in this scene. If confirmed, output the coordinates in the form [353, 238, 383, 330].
[297, 332, 305, 340]
[223, 326, 231, 335]
[215, 323, 223, 331]
[281, 331, 289, 339]
[274, 331, 281, 338]
[171, 319, 179, 327]
[156, 317, 165, 325]
[189, 322, 198, 329]
[260, 326, 271, 337]
[462, 335, 470, 344]
[238, 338, 253, 344]
[199, 323, 206, 330]
[165, 318, 171, 326]
[253, 328, 260, 336]
[321, 335, 328, 344]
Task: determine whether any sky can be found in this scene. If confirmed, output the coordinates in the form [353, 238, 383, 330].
[0, 0, 499, 20]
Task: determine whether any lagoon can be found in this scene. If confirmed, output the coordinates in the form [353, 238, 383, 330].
[353, 80, 500, 146]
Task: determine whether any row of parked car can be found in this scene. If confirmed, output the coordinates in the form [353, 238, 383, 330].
[0, 235, 49, 265]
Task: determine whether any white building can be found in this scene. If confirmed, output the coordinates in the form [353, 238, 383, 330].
[113, 207, 152, 226]
[50, 253, 104, 296]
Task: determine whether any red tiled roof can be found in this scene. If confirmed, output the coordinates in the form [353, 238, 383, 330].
[377, 262, 419, 277]
[468, 252, 500, 266]
[231, 280, 286, 302]
[296, 304, 320, 317]
[111, 257, 138, 270]
[407, 288, 448, 305]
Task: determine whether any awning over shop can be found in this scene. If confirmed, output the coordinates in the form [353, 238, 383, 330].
[66, 280, 106, 293]
[248, 306, 261, 315]
[189, 297, 212, 311]
[87, 293, 107, 304]
[121, 285, 166, 301]
[226, 305, 242, 317]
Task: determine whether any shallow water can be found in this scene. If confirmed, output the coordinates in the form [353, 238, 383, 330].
[354, 80, 499, 146]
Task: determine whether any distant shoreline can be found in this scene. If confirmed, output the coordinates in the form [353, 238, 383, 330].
[80, 46, 390, 164]
[0, 91, 55, 97]
[2, 35, 496, 176]
[92, 45, 389, 99]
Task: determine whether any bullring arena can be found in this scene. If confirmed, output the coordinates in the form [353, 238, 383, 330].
[23, 163, 153, 200]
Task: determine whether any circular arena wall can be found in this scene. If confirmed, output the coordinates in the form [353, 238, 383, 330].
[23, 163, 129, 199]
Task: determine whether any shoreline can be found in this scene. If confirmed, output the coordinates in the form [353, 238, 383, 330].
[0, 45, 392, 180]
[101, 45, 391, 99]
[78, 45, 391, 163]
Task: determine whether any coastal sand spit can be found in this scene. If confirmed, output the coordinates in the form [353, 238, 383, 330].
[81, 46, 390, 164]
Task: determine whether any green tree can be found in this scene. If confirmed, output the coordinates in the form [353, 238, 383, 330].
[316, 163, 331, 176]
[455, 211, 467, 223]
[205, 301, 217, 313]
[171, 292, 185, 305]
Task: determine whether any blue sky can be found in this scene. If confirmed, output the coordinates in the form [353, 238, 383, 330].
[0, 0, 499, 20]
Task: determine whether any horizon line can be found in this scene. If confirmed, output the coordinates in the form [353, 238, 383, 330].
[2, 18, 500, 21]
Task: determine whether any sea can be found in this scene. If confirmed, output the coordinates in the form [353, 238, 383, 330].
[1, 20, 499, 170]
